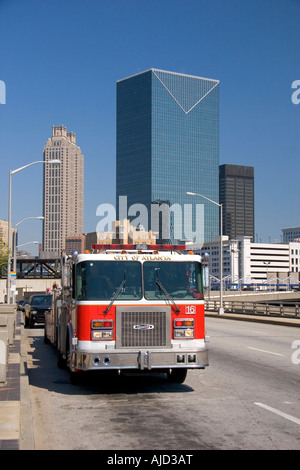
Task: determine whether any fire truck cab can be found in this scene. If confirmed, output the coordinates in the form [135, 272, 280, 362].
[45, 244, 209, 384]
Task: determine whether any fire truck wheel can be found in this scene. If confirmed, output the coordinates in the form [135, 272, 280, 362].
[69, 370, 84, 385]
[57, 349, 66, 369]
[166, 368, 187, 384]
[44, 330, 51, 345]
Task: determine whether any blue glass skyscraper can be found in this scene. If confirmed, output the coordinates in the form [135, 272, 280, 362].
[116, 69, 219, 245]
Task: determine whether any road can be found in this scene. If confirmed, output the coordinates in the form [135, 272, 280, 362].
[24, 317, 300, 450]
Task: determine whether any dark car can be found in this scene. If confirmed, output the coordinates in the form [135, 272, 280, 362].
[24, 294, 52, 328]
[17, 299, 26, 311]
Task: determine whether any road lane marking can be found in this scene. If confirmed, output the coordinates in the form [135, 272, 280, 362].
[255, 402, 300, 426]
[247, 347, 284, 357]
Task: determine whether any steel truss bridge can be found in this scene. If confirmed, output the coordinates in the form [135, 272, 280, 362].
[0, 258, 62, 279]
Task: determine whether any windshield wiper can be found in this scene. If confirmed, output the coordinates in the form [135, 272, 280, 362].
[103, 271, 126, 313]
[155, 268, 180, 313]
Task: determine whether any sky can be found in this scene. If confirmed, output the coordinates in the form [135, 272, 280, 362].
[0, 0, 299, 255]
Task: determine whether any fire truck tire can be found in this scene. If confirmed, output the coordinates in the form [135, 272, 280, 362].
[57, 349, 66, 369]
[166, 368, 187, 383]
[44, 330, 51, 345]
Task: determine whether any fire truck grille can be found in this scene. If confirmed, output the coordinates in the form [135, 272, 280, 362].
[116, 306, 171, 348]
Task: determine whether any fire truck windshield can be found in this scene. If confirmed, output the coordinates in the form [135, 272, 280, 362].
[144, 261, 203, 300]
[75, 260, 203, 301]
[76, 261, 142, 301]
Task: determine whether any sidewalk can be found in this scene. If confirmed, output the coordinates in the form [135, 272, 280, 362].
[0, 311, 34, 450]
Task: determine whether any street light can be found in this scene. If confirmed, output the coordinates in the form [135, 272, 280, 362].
[11, 240, 38, 302]
[13, 217, 44, 270]
[186, 191, 224, 314]
[16, 241, 39, 248]
[12, 217, 44, 303]
[263, 261, 270, 291]
[6, 159, 60, 304]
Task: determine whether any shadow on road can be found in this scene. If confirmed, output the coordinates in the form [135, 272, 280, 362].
[25, 330, 196, 396]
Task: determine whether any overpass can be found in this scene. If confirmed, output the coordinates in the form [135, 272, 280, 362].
[0, 258, 61, 280]
[207, 290, 300, 321]
[14, 258, 61, 279]
[0, 257, 62, 303]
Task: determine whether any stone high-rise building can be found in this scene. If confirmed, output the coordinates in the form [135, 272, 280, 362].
[42, 125, 84, 255]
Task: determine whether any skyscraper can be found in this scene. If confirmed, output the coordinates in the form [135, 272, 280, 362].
[219, 164, 254, 240]
[42, 125, 84, 255]
[116, 69, 220, 245]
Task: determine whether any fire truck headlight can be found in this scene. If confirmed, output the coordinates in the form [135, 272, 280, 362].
[174, 329, 195, 339]
[91, 319, 114, 340]
[173, 318, 195, 338]
[91, 330, 114, 340]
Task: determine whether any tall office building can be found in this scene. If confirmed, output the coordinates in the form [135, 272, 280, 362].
[42, 125, 84, 255]
[219, 164, 254, 240]
[282, 227, 300, 242]
[116, 69, 220, 245]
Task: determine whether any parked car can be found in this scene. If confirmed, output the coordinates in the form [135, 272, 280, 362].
[24, 294, 52, 328]
[17, 299, 26, 311]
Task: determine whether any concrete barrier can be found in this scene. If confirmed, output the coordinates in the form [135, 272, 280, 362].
[0, 304, 16, 345]
[0, 316, 9, 385]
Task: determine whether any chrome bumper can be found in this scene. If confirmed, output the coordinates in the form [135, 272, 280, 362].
[70, 347, 209, 372]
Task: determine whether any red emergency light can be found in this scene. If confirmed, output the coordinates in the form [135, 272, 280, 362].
[91, 244, 187, 252]
[147, 244, 187, 251]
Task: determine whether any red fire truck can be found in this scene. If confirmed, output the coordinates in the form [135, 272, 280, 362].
[44, 244, 209, 384]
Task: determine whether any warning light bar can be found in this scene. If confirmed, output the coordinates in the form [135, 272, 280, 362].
[91, 244, 187, 252]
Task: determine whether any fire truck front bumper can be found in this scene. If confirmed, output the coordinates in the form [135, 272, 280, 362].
[69, 347, 209, 372]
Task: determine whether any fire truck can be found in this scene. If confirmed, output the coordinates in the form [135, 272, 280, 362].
[44, 244, 209, 384]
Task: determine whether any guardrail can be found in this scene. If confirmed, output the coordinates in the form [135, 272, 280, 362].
[205, 300, 300, 318]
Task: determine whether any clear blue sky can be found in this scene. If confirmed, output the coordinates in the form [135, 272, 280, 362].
[0, 0, 299, 255]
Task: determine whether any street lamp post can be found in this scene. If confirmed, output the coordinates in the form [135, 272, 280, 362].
[263, 261, 270, 291]
[16, 241, 38, 250]
[12, 217, 44, 302]
[186, 191, 224, 314]
[6, 160, 60, 304]
[13, 217, 44, 271]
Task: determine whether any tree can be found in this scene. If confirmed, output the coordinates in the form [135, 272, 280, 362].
[0, 234, 10, 274]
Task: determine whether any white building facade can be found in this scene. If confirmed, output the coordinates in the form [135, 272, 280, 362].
[200, 236, 300, 288]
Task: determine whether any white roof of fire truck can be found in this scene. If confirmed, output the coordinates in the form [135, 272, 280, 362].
[70, 244, 202, 263]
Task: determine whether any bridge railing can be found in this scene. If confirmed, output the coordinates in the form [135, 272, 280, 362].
[205, 299, 300, 318]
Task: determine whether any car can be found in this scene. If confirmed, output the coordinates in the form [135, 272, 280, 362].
[24, 294, 52, 328]
[17, 299, 26, 311]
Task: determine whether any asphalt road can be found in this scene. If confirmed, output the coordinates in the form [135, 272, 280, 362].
[24, 317, 300, 450]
